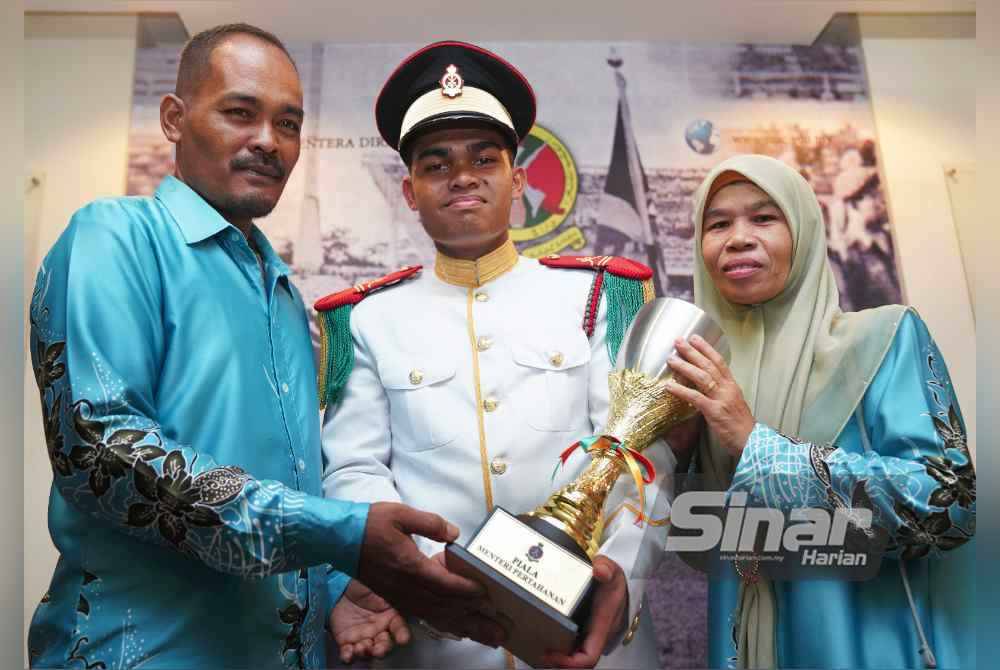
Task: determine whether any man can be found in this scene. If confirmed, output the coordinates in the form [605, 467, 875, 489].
[319, 41, 673, 669]
[27, 24, 499, 670]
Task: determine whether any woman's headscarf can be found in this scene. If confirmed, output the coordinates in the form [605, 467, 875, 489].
[691, 154, 906, 668]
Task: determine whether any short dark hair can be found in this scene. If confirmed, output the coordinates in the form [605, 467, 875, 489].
[175, 23, 297, 99]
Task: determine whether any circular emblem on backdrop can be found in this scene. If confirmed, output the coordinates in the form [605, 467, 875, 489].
[527, 542, 544, 562]
[685, 119, 720, 155]
[509, 125, 579, 242]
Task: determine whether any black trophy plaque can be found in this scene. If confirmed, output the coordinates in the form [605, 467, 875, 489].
[445, 506, 595, 668]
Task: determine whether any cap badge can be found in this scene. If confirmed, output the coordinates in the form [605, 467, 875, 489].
[440, 64, 463, 98]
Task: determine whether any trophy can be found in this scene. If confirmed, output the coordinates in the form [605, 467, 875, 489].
[445, 298, 726, 667]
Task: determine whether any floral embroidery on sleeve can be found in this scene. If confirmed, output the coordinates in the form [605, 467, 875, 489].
[922, 351, 975, 510]
[30, 333, 291, 578]
[885, 349, 975, 558]
[731, 334, 975, 562]
[44, 392, 71, 477]
[35, 339, 66, 392]
[68, 399, 164, 497]
[126, 451, 250, 549]
[890, 503, 968, 559]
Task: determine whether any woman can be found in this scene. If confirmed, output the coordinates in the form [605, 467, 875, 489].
[664, 155, 975, 669]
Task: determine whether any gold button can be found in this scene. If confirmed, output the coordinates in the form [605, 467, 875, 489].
[623, 601, 643, 646]
[409, 369, 424, 385]
[549, 351, 564, 367]
[490, 457, 507, 475]
[483, 397, 499, 412]
[475, 291, 489, 302]
[477, 336, 493, 352]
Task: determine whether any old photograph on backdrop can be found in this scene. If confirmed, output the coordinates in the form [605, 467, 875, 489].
[125, 39, 903, 668]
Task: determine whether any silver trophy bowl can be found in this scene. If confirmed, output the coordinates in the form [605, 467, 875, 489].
[615, 297, 728, 380]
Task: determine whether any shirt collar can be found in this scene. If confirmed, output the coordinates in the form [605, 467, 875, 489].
[155, 175, 291, 277]
[434, 238, 520, 288]
[156, 175, 291, 275]
[156, 175, 236, 245]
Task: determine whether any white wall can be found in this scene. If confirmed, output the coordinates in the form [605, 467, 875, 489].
[23, 12, 137, 654]
[859, 14, 977, 458]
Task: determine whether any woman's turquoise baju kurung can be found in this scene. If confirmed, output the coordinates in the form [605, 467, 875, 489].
[709, 311, 975, 669]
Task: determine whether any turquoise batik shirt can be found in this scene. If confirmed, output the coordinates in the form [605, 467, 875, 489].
[27, 175, 368, 669]
[708, 311, 976, 669]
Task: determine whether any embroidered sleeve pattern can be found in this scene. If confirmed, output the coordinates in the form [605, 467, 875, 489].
[35, 337, 297, 579]
[32, 331, 362, 578]
[729, 318, 975, 560]
[729, 423, 831, 510]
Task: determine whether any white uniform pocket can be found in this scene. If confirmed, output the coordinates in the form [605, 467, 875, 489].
[512, 336, 591, 432]
[379, 357, 459, 451]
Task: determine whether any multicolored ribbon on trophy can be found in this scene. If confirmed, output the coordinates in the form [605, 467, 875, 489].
[552, 435, 669, 527]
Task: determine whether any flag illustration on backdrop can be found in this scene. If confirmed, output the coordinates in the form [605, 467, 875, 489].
[596, 50, 666, 296]
[518, 137, 569, 225]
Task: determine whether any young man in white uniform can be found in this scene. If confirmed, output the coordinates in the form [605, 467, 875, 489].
[318, 41, 675, 669]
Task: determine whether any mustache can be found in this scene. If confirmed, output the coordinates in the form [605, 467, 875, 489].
[230, 154, 286, 179]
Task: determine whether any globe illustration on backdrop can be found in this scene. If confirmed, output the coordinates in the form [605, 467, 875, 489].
[685, 119, 720, 154]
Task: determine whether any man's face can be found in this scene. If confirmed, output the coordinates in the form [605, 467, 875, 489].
[168, 35, 304, 223]
[701, 181, 793, 305]
[402, 126, 525, 259]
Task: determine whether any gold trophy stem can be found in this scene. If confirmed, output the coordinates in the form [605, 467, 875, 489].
[529, 368, 697, 559]
[530, 452, 624, 559]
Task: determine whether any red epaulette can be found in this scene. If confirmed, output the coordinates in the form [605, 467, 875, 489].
[314, 265, 422, 312]
[539, 254, 653, 280]
[539, 255, 654, 338]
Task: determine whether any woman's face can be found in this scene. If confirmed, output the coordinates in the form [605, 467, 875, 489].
[701, 180, 793, 305]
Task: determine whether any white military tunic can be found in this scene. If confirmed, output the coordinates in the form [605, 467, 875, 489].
[321, 249, 673, 669]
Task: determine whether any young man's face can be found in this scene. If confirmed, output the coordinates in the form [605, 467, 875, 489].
[402, 125, 525, 259]
[165, 34, 304, 225]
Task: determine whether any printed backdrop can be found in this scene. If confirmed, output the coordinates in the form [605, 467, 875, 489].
[126, 40, 903, 667]
[127, 41, 902, 310]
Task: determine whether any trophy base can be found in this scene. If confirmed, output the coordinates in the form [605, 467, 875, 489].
[445, 507, 595, 668]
